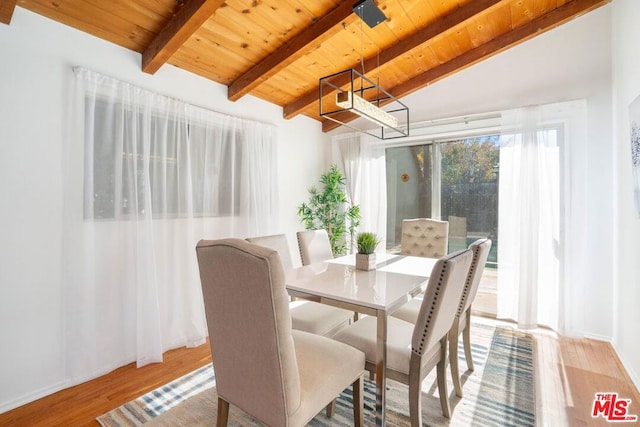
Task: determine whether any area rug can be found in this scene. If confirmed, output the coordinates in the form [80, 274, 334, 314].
[97, 321, 534, 426]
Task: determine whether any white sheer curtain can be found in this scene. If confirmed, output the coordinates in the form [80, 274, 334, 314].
[332, 132, 387, 252]
[497, 100, 587, 334]
[63, 67, 278, 384]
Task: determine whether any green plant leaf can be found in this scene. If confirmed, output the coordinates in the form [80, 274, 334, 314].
[296, 164, 362, 256]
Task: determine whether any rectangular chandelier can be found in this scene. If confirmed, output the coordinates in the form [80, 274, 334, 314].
[319, 68, 409, 140]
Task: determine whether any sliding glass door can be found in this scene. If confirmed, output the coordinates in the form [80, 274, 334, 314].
[386, 144, 433, 250]
[386, 136, 499, 265]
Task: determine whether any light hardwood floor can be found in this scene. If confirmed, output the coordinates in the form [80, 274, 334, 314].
[1, 318, 638, 427]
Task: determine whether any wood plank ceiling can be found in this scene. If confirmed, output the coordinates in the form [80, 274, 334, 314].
[7, 0, 609, 132]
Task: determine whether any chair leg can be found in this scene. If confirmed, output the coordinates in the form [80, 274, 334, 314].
[437, 338, 451, 418]
[325, 399, 336, 417]
[463, 309, 474, 371]
[449, 324, 463, 398]
[217, 397, 229, 427]
[353, 375, 364, 427]
[408, 369, 423, 427]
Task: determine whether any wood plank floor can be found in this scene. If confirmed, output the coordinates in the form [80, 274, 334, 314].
[1, 318, 638, 427]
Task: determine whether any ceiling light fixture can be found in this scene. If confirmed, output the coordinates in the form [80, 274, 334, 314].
[318, 1, 409, 140]
[320, 68, 409, 139]
[336, 90, 398, 128]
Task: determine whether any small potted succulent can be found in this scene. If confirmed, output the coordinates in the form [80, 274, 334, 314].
[355, 232, 380, 271]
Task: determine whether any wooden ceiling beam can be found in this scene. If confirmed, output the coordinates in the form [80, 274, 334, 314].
[142, 0, 225, 74]
[227, 1, 357, 102]
[284, 0, 504, 120]
[322, 0, 610, 132]
[0, 0, 17, 25]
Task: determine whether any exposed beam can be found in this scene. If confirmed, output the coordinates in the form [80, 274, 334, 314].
[322, 0, 610, 132]
[227, 1, 357, 102]
[142, 0, 225, 74]
[0, 0, 17, 25]
[284, 0, 503, 120]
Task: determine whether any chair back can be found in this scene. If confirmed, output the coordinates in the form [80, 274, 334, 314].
[296, 229, 334, 265]
[458, 238, 492, 316]
[246, 233, 294, 270]
[411, 249, 473, 356]
[448, 215, 467, 239]
[400, 218, 449, 258]
[196, 238, 300, 426]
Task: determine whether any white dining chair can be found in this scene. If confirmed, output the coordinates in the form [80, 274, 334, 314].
[296, 229, 335, 265]
[247, 233, 354, 338]
[333, 249, 473, 425]
[196, 238, 365, 426]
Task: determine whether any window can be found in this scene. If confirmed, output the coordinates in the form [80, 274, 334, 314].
[87, 100, 243, 219]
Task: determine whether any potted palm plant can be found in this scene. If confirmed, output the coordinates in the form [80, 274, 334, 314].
[355, 232, 380, 271]
[297, 165, 360, 256]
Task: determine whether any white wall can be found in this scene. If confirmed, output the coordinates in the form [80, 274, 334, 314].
[612, 0, 640, 390]
[0, 7, 328, 411]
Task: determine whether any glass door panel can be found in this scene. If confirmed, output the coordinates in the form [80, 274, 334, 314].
[385, 145, 432, 251]
[440, 136, 499, 265]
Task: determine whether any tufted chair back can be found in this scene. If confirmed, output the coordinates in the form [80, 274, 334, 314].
[400, 218, 449, 258]
[411, 248, 473, 357]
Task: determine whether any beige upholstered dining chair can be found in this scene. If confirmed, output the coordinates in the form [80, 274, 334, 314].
[449, 238, 492, 397]
[400, 218, 449, 258]
[333, 249, 473, 425]
[296, 229, 362, 325]
[246, 233, 297, 270]
[196, 238, 365, 427]
[246, 233, 354, 337]
[391, 238, 492, 398]
[296, 229, 334, 265]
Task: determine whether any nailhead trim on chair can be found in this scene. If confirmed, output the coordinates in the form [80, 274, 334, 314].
[296, 233, 305, 265]
[456, 247, 478, 318]
[412, 248, 473, 356]
[455, 239, 488, 318]
[412, 260, 448, 356]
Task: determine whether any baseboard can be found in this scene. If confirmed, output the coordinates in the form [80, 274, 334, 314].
[610, 341, 640, 398]
[583, 331, 614, 342]
[0, 380, 68, 414]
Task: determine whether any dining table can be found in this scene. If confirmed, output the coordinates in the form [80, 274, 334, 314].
[285, 252, 438, 426]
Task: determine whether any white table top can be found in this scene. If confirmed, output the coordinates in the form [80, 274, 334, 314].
[285, 253, 437, 313]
